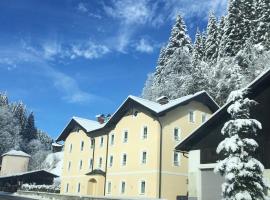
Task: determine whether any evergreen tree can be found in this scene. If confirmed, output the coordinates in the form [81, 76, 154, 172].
[192, 29, 204, 67]
[141, 73, 155, 101]
[215, 90, 269, 200]
[256, 0, 270, 48]
[12, 101, 27, 130]
[240, 0, 255, 40]
[205, 12, 219, 63]
[22, 112, 38, 142]
[219, 0, 246, 57]
[0, 92, 9, 107]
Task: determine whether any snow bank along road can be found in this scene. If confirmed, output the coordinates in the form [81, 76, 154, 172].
[0, 192, 36, 200]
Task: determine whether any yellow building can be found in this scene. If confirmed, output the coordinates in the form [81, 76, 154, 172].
[56, 91, 219, 200]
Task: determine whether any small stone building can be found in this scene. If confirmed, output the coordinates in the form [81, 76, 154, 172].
[0, 150, 30, 176]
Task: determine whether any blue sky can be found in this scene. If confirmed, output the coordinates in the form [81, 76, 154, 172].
[0, 0, 227, 139]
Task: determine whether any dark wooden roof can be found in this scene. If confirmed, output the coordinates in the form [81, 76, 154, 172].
[85, 169, 106, 176]
[0, 170, 58, 180]
[176, 68, 270, 152]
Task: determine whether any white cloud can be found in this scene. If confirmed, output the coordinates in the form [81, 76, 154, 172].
[0, 48, 98, 104]
[135, 38, 154, 53]
[77, 2, 88, 13]
[103, 0, 153, 25]
[70, 41, 110, 59]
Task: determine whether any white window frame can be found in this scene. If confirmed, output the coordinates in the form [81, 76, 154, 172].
[173, 152, 181, 166]
[80, 140, 84, 151]
[122, 153, 127, 166]
[90, 139, 94, 149]
[141, 151, 147, 164]
[67, 161, 71, 171]
[79, 160, 83, 170]
[69, 143, 72, 153]
[98, 157, 102, 169]
[201, 113, 207, 123]
[120, 181, 126, 194]
[173, 127, 181, 141]
[89, 158, 93, 169]
[109, 155, 113, 167]
[100, 137, 104, 147]
[123, 130, 128, 143]
[110, 133, 115, 146]
[189, 110, 195, 123]
[65, 183, 69, 193]
[77, 182, 81, 193]
[107, 181, 112, 194]
[141, 126, 148, 139]
[139, 180, 146, 195]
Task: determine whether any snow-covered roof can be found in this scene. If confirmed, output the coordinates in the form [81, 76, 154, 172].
[52, 143, 63, 147]
[0, 169, 58, 179]
[1, 150, 30, 158]
[129, 91, 207, 114]
[56, 91, 219, 142]
[72, 116, 104, 132]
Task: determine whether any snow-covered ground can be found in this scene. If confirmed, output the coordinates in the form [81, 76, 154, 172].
[42, 151, 63, 177]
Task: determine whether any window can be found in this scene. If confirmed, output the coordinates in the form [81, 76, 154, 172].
[121, 181, 126, 194]
[141, 151, 147, 164]
[123, 131, 128, 143]
[79, 160, 83, 170]
[99, 157, 102, 168]
[173, 152, 180, 166]
[77, 183, 81, 193]
[122, 154, 127, 166]
[89, 158, 93, 169]
[65, 183, 69, 193]
[109, 155, 113, 167]
[174, 128, 181, 141]
[80, 141, 84, 151]
[68, 161, 71, 171]
[142, 126, 148, 139]
[90, 139, 94, 149]
[100, 137, 104, 147]
[202, 113, 207, 123]
[111, 134, 115, 145]
[140, 181, 146, 194]
[69, 144, 72, 153]
[189, 110, 195, 123]
[107, 181, 112, 194]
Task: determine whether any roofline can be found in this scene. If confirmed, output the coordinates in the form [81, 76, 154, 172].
[0, 169, 59, 179]
[176, 68, 270, 151]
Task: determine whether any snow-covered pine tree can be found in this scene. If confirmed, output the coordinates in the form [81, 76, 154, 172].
[141, 73, 155, 101]
[240, 0, 255, 41]
[148, 14, 192, 100]
[12, 101, 27, 130]
[192, 29, 204, 67]
[22, 112, 38, 142]
[219, 0, 246, 57]
[215, 90, 268, 200]
[204, 12, 219, 63]
[0, 92, 9, 107]
[255, 0, 270, 48]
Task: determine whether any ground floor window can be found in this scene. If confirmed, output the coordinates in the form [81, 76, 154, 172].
[77, 183, 81, 193]
[107, 181, 112, 194]
[121, 181, 126, 194]
[65, 183, 69, 193]
[140, 180, 146, 194]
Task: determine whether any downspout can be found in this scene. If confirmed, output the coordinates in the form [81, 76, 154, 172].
[157, 117, 163, 199]
[103, 133, 109, 195]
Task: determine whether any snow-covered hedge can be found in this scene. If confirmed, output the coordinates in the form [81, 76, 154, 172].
[21, 183, 60, 193]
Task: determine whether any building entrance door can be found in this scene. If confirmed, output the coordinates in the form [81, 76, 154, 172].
[87, 178, 97, 195]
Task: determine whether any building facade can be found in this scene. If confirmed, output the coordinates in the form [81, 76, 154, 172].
[57, 92, 219, 200]
[176, 69, 270, 200]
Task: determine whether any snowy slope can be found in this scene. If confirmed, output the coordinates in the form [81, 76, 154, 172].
[42, 152, 63, 177]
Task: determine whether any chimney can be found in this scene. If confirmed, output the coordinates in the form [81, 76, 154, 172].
[156, 96, 169, 105]
[96, 114, 105, 124]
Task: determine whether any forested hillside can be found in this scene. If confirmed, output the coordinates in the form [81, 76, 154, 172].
[0, 92, 53, 170]
[142, 0, 270, 105]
